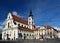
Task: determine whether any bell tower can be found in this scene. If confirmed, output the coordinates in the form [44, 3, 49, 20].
[28, 9, 34, 29]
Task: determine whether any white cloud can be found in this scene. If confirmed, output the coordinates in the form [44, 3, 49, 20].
[54, 27, 60, 30]
[12, 11, 26, 19]
[12, 11, 18, 15]
[0, 26, 3, 29]
[36, 26, 40, 27]
[0, 20, 6, 30]
[12, 11, 20, 17]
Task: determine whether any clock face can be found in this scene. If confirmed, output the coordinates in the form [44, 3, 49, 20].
[29, 18, 31, 20]
[29, 22, 31, 24]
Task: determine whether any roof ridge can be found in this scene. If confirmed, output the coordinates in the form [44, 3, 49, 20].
[12, 14, 28, 25]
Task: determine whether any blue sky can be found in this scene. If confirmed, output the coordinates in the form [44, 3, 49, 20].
[0, 0, 60, 30]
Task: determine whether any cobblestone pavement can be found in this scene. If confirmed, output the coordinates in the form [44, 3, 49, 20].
[0, 39, 60, 43]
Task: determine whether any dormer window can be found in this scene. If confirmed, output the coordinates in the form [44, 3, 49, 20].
[22, 25, 23, 27]
[13, 21, 16, 25]
[14, 22, 16, 25]
[18, 24, 20, 26]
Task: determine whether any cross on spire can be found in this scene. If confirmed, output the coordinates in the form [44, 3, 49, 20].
[29, 8, 33, 17]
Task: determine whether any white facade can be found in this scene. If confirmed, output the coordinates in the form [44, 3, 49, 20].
[2, 11, 57, 40]
[57, 33, 60, 38]
[57, 30, 60, 38]
[2, 13, 19, 40]
[2, 12, 34, 40]
[28, 17, 33, 29]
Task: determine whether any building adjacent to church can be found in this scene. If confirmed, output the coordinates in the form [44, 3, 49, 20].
[57, 30, 60, 38]
[2, 10, 57, 40]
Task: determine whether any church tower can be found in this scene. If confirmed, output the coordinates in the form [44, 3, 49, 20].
[28, 9, 34, 29]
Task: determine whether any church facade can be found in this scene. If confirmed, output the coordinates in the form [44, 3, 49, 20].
[2, 10, 57, 40]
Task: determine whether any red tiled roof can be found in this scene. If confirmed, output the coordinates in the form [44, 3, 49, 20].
[18, 26, 33, 32]
[44, 25, 52, 29]
[11, 14, 41, 31]
[57, 30, 60, 33]
[12, 14, 28, 25]
[32, 27, 40, 31]
[18, 26, 39, 32]
[12, 14, 40, 32]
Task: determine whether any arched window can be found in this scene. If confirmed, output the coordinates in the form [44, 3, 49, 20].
[18, 33, 22, 38]
[22, 25, 23, 27]
[30, 34, 31, 36]
[8, 23, 11, 28]
[14, 31, 15, 40]
[18, 24, 20, 26]
[27, 34, 28, 36]
[14, 31, 15, 36]
[24, 34, 25, 36]
[8, 23, 9, 28]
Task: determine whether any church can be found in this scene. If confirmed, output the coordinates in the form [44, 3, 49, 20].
[2, 9, 58, 40]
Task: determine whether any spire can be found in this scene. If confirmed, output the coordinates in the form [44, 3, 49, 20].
[29, 8, 33, 17]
